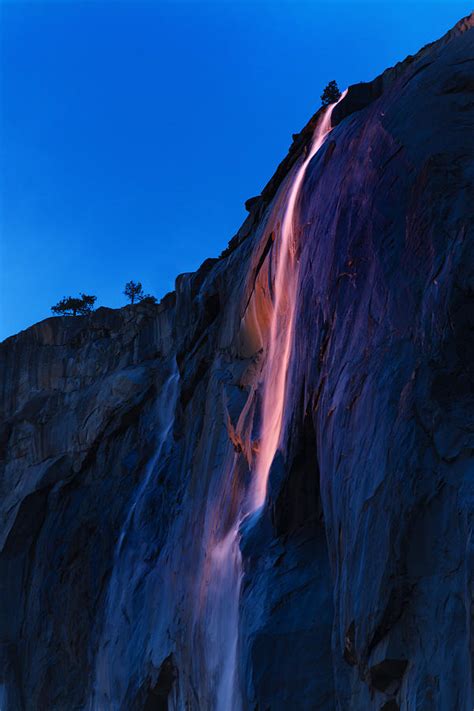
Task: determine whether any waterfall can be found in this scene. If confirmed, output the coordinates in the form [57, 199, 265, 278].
[90, 363, 180, 709]
[250, 94, 345, 511]
[203, 94, 346, 710]
[114, 364, 179, 557]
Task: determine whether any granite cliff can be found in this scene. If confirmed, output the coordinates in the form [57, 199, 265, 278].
[1, 14, 473, 711]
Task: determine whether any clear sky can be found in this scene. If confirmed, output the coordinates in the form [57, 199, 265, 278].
[1, 0, 471, 340]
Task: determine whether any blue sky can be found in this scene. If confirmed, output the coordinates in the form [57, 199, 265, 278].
[1, 0, 471, 340]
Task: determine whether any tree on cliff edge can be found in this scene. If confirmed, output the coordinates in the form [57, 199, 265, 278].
[78, 293, 97, 313]
[51, 293, 97, 316]
[321, 80, 341, 106]
[124, 280, 144, 304]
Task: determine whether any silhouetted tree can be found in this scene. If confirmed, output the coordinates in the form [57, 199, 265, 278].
[51, 295, 96, 317]
[124, 280, 144, 304]
[78, 293, 97, 314]
[321, 80, 341, 106]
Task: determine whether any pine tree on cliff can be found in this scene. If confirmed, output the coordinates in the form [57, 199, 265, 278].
[78, 293, 97, 313]
[51, 293, 96, 316]
[321, 80, 341, 106]
[124, 280, 144, 304]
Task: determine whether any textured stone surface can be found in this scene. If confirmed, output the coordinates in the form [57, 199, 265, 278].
[0, 14, 473, 711]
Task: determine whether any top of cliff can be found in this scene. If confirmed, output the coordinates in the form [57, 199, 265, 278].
[2, 11, 473, 348]
[195, 10, 474, 261]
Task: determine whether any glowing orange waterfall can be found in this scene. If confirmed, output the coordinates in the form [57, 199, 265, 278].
[250, 93, 346, 511]
[201, 93, 345, 711]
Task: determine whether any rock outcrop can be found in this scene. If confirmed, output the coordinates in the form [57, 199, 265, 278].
[1, 14, 473, 711]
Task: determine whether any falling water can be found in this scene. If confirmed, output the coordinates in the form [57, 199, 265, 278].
[250, 95, 345, 510]
[205, 94, 346, 710]
[114, 364, 179, 557]
[203, 521, 243, 710]
[90, 363, 180, 709]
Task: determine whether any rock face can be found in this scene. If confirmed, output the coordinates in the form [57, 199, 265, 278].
[1, 14, 474, 711]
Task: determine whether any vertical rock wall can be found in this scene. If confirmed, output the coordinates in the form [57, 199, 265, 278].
[0, 14, 473, 711]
